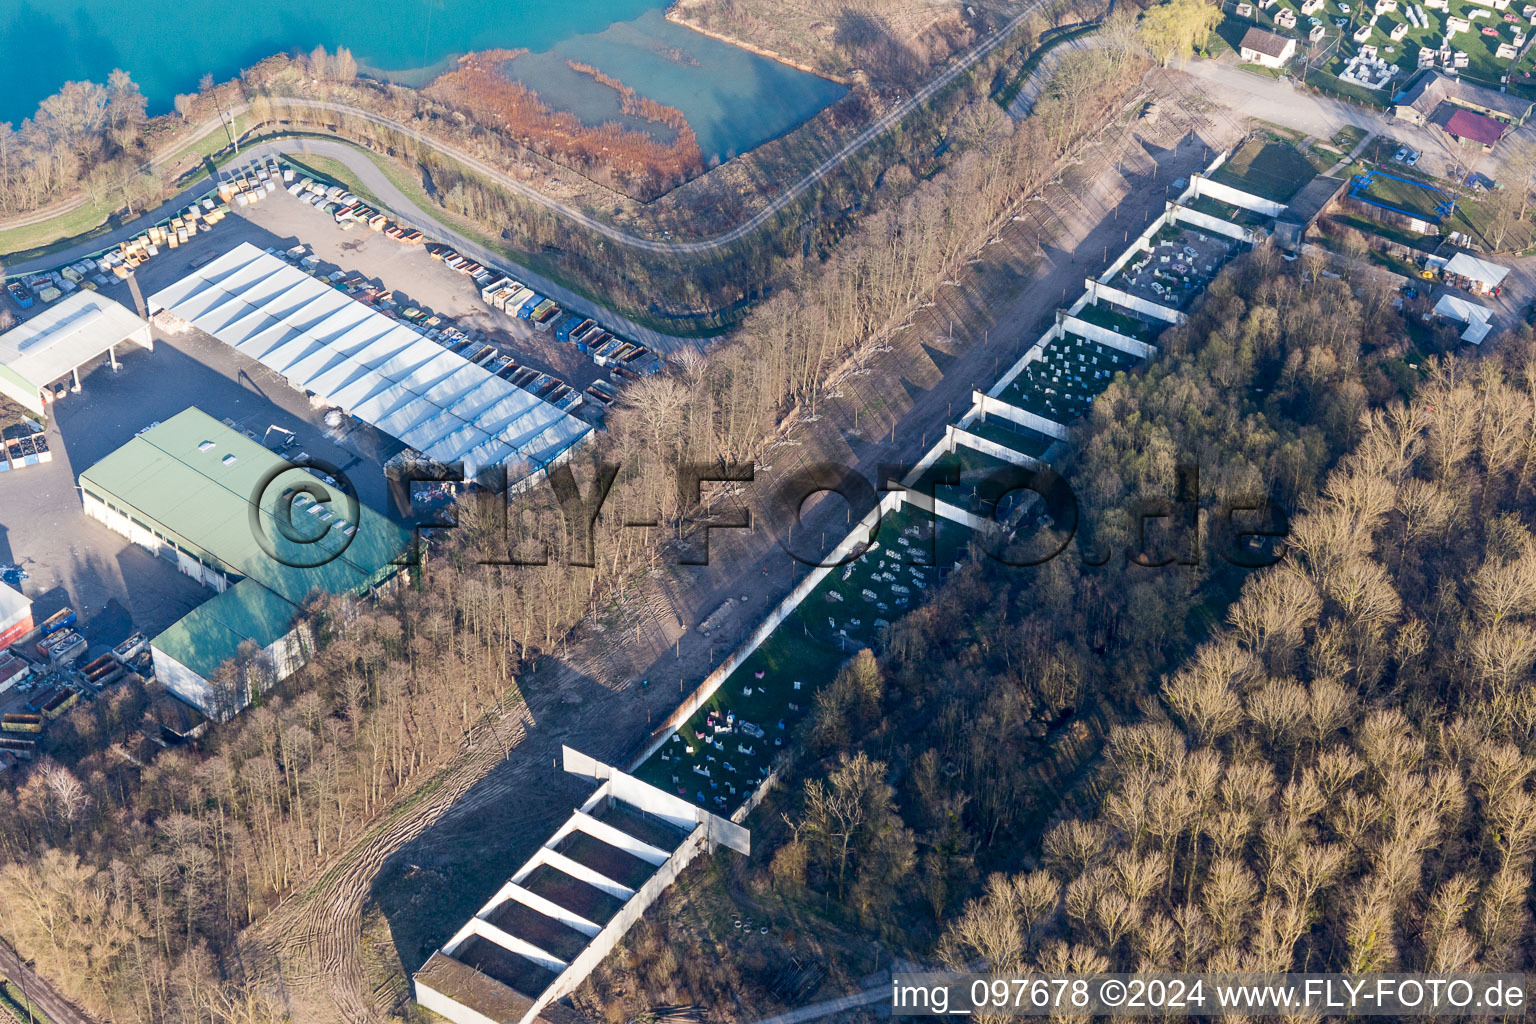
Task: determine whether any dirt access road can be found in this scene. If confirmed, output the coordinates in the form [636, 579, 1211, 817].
[245, 70, 1240, 1024]
[0, 940, 94, 1024]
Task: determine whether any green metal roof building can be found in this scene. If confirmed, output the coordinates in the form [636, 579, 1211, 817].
[79, 408, 410, 718]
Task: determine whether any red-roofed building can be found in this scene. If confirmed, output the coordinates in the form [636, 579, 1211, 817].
[1444, 107, 1508, 149]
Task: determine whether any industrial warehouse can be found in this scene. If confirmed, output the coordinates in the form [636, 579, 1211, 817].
[78, 408, 412, 719]
[148, 243, 594, 482]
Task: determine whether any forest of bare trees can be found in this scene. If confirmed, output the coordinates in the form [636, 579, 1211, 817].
[942, 347, 1536, 983]
[579, 245, 1500, 1019]
[0, 71, 153, 218]
[0, 564, 567, 1022]
[0, 29, 1163, 1024]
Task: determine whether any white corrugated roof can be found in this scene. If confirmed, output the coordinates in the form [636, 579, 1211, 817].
[1434, 292, 1492, 323]
[1444, 252, 1510, 287]
[149, 244, 590, 477]
[0, 292, 150, 389]
[0, 582, 30, 632]
[1463, 320, 1494, 345]
[1434, 292, 1496, 343]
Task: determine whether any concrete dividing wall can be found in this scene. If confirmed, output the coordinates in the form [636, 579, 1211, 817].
[528, 825, 714, 1019]
[630, 490, 906, 768]
[468, 918, 566, 971]
[1085, 280, 1185, 324]
[1098, 208, 1174, 281]
[525, 847, 634, 898]
[731, 765, 782, 825]
[425, 755, 752, 1024]
[899, 486, 1002, 534]
[1059, 315, 1158, 360]
[975, 392, 1070, 440]
[567, 749, 752, 853]
[569, 810, 670, 865]
[1173, 205, 1256, 244]
[906, 424, 959, 485]
[956, 397, 985, 431]
[986, 326, 1057, 401]
[1189, 174, 1287, 217]
[948, 424, 1040, 468]
[414, 982, 502, 1024]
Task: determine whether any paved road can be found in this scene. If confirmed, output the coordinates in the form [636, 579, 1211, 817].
[264, 0, 1049, 258]
[5, 0, 1064, 261]
[6, 140, 684, 352]
[1177, 59, 1476, 179]
[0, 941, 95, 1024]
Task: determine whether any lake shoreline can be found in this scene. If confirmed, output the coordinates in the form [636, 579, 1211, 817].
[663, 4, 853, 86]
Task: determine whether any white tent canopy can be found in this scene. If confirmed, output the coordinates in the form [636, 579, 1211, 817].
[1433, 292, 1495, 344]
[0, 293, 152, 414]
[149, 244, 590, 476]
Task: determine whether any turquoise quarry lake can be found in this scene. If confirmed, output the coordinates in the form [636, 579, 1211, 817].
[2, 1, 846, 164]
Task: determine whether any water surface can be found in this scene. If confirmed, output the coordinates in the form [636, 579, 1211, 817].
[1, 0, 845, 165]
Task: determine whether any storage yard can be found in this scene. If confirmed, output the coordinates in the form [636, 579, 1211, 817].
[994, 333, 1143, 423]
[1109, 225, 1247, 308]
[0, 155, 669, 746]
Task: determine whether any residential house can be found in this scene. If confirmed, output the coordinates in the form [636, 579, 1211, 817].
[1394, 69, 1536, 124]
[1240, 25, 1299, 64]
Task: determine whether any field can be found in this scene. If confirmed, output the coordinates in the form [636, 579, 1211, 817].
[1348, 165, 1457, 221]
[965, 415, 1059, 458]
[1072, 300, 1159, 339]
[1209, 138, 1318, 203]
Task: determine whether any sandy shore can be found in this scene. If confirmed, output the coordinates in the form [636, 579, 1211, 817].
[664, 4, 854, 85]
